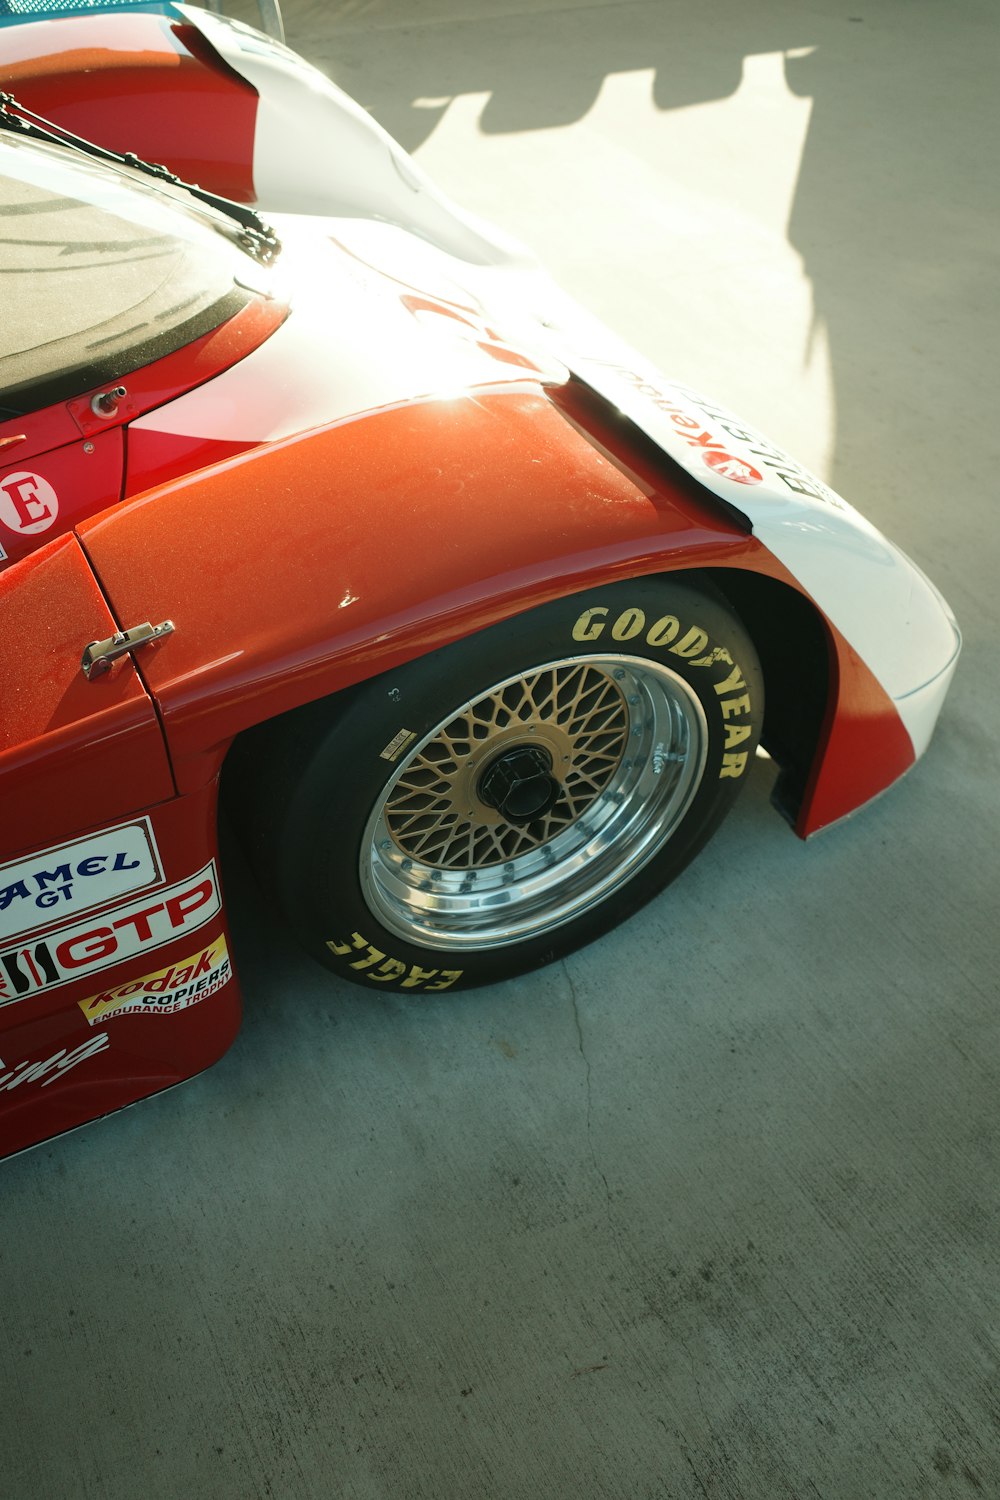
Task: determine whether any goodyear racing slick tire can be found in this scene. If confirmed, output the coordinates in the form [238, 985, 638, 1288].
[231, 575, 762, 993]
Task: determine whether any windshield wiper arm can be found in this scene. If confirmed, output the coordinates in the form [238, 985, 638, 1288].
[0, 92, 281, 265]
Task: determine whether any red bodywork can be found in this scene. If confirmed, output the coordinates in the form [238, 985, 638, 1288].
[0, 12, 258, 200]
[0, 383, 910, 1158]
[0, 300, 287, 567]
[0, 14, 913, 1160]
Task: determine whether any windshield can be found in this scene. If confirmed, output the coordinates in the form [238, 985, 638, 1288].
[0, 135, 269, 415]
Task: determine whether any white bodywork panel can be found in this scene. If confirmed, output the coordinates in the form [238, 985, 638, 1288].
[130, 223, 563, 447]
[181, 5, 960, 759]
[178, 6, 533, 268]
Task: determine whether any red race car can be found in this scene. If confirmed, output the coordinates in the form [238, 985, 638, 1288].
[0, 4, 960, 1158]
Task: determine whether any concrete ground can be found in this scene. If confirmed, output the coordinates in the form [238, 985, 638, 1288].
[4, 2, 998, 1496]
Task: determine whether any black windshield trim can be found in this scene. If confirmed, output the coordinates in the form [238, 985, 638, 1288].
[1, 285, 251, 415]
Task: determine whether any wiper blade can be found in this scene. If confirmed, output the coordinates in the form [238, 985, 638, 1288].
[0, 92, 281, 265]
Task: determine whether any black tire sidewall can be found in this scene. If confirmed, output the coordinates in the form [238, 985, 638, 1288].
[266, 575, 763, 992]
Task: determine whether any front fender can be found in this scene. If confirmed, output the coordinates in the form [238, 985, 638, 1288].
[77, 388, 760, 785]
[76, 384, 926, 839]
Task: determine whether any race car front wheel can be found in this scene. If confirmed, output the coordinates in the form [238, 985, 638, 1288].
[229, 575, 762, 992]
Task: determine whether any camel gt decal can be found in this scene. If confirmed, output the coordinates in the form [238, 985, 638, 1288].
[0, 863, 221, 1007]
[0, 819, 162, 945]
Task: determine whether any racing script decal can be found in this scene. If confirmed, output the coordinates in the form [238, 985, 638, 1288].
[0, 1032, 110, 1094]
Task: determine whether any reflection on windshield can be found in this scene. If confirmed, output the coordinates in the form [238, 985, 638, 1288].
[0, 136, 259, 413]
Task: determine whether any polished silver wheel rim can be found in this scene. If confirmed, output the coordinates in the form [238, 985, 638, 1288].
[360, 654, 708, 951]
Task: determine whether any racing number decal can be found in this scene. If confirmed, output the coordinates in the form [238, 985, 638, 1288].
[0, 471, 59, 535]
[326, 931, 463, 991]
[571, 605, 754, 779]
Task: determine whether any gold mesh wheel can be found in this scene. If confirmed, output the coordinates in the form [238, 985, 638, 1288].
[360, 654, 708, 951]
[383, 661, 628, 868]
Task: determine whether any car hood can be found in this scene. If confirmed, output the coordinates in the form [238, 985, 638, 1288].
[126, 215, 569, 463]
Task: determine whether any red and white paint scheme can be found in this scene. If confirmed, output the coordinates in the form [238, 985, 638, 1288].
[0, 5, 959, 1160]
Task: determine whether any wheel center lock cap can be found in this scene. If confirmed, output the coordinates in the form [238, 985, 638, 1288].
[478, 745, 560, 825]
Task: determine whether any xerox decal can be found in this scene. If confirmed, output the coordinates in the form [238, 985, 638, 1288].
[0, 863, 221, 1008]
[0, 819, 163, 945]
[78, 937, 232, 1025]
[572, 357, 845, 509]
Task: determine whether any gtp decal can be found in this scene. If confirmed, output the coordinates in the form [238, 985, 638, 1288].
[327, 931, 463, 990]
[0, 470, 59, 535]
[79, 937, 231, 1025]
[0, 819, 162, 945]
[0, 1032, 110, 1093]
[0, 863, 221, 1007]
[571, 605, 753, 780]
